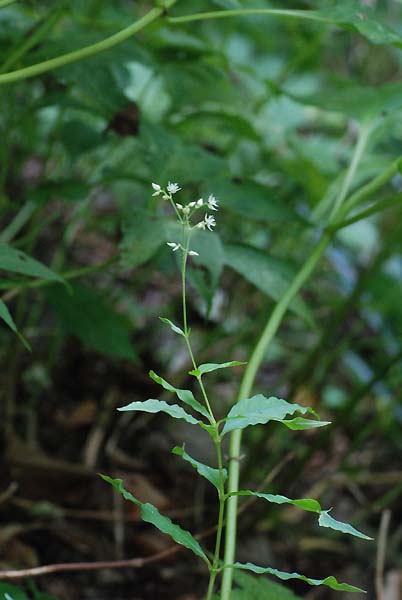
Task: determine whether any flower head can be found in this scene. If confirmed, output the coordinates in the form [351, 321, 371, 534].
[167, 242, 181, 252]
[204, 214, 216, 231]
[167, 182, 181, 194]
[188, 250, 199, 256]
[152, 182, 162, 196]
[207, 194, 218, 211]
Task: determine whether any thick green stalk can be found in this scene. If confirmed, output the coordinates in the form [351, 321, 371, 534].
[220, 123, 372, 599]
[0, 1, 177, 85]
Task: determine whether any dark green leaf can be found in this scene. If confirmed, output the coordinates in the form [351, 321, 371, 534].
[0, 243, 64, 283]
[0, 582, 29, 600]
[0, 299, 30, 350]
[100, 475, 209, 563]
[44, 283, 136, 360]
[120, 211, 165, 269]
[172, 445, 226, 491]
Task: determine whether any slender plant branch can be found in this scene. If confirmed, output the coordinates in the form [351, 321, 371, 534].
[0, 1, 178, 85]
[168, 8, 329, 25]
[220, 120, 373, 599]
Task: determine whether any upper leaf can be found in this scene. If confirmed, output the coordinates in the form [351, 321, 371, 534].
[172, 445, 226, 491]
[189, 361, 246, 377]
[118, 398, 200, 426]
[100, 475, 209, 563]
[231, 491, 372, 540]
[230, 563, 365, 593]
[159, 317, 185, 337]
[221, 394, 318, 436]
[149, 370, 209, 418]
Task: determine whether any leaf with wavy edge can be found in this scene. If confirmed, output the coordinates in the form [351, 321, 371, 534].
[231, 491, 372, 540]
[221, 394, 321, 436]
[149, 370, 209, 418]
[118, 398, 199, 425]
[189, 360, 246, 377]
[100, 475, 209, 564]
[172, 445, 226, 491]
[229, 563, 365, 593]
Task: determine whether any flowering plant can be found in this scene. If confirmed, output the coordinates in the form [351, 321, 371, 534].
[101, 182, 371, 599]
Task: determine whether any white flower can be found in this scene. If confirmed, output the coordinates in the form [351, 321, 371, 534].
[176, 203, 183, 210]
[196, 221, 206, 230]
[188, 201, 196, 208]
[197, 198, 204, 207]
[188, 250, 199, 256]
[204, 214, 216, 231]
[167, 242, 180, 251]
[167, 182, 181, 194]
[207, 194, 218, 211]
[152, 182, 162, 196]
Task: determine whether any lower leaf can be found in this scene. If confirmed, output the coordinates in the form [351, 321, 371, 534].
[229, 563, 365, 593]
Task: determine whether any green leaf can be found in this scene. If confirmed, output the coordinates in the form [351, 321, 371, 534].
[230, 563, 365, 593]
[221, 394, 318, 436]
[172, 445, 226, 491]
[100, 475, 209, 564]
[44, 283, 136, 361]
[118, 398, 200, 426]
[232, 491, 321, 513]
[0, 299, 31, 350]
[149, 370, 209, 418]
[0, 582, 29, 600]
[159, 317, 185, 336]
[224, 244, 313, 323]
[120, 211, 165, 269]
[189, 361, 247, 377]
[281, 417, 330, 430]
[0, 242, 64, 283]
[231, 491, 372, 540]
[319, 510, 373, 541]
[231, 570, 302, 600]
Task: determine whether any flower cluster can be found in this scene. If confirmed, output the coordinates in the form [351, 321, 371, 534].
[151, 181, 218, 257]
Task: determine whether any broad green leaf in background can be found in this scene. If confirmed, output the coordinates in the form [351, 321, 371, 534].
[0, 242, 64, 283]
[189, 361, 246, 377]
[100, 476, 209, 563]
[44, 283, 136, 361]
[221, 394, 322, 436]
[118, 398, 201, 426]
[149, 370, 209, 418]
[230, 491, 372, 540]
[224, 244, 313, 323]
[230, 563, 365, 593]
[0, 582, 29, 600]
[172, 445, 226, 491]
[120, 211, 165, 269]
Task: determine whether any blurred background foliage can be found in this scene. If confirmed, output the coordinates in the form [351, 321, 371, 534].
[0, 0, 402, 598]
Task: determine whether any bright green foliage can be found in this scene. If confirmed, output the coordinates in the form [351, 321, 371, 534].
[100, 475, 209, 564]
[221, 394, 324, 435]
[230, 491, 372, 540]
[189, 361, 247, 377]
[172, 445, 226, 491]
[231, 563, 365, 593]
[149, 370, 209, 417]
[117, 398, 202, 426]
[0, 583, 29, 600]
[159, 317, 185, 337]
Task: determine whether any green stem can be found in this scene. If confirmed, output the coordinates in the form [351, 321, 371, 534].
[220, 120, 372, 599]
[0, 1, 177, 85]
[206, 436, 226, 600]
[168, 8, 329, 25]
[329, 191, 402, 232]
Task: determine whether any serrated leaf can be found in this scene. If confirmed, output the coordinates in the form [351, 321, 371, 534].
[231, 491, 372, 540]
[149, 370, 209, 418]
[172, 445, 226, 491]
[159, 317, 185, 336]
[319, 510, 373, 541]
[230, 563, 365, 593]
[118, 398, 200, 426]
[221, 394, 317, 436]
[100, 475, 209, 563]
[0, 242, 64, 283]
[189, 361, 247, 377]
[281, 417, 330, 430]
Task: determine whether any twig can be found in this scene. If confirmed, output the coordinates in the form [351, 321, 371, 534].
[375, 509, 391, 600]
